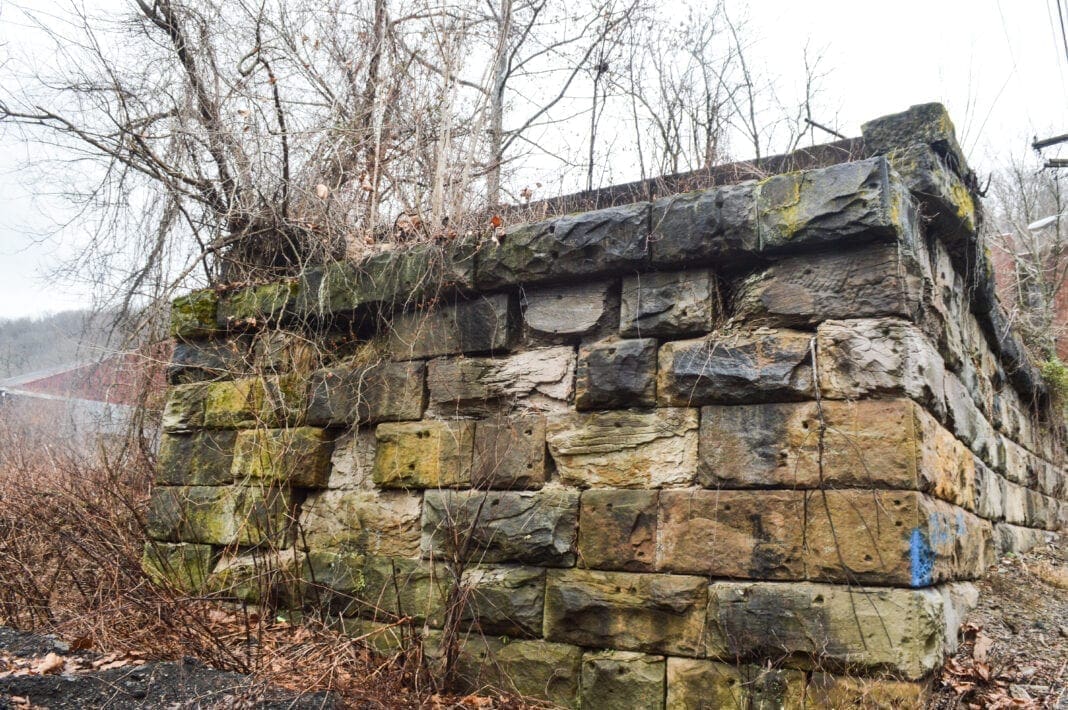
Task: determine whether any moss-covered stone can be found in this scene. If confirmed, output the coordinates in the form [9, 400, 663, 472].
[141, 541, 214, 593]
[354, 556, 451, 626]
[171, 289, 220, 340]
[580, 651, 665, 710]
[206, 550, 305, 605]
[666, 658, 805, 710]
[371, 420, 474, 488]
[156, 430, 237, 486]
[806, 672, 930, 709]
[307, 361, 425, 426]
[232, 484, 294, 547]
[300, 489, 422, 557]
[217, 279, 301, 328]
[202, 378, 265, 429]
[146, 485, 239, 545]
[231, 427, 333, 488]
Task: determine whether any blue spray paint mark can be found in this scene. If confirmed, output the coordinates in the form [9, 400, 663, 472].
[909, 527, 934, 587]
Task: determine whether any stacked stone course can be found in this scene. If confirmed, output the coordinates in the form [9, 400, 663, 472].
[148, 104, 1067, 708]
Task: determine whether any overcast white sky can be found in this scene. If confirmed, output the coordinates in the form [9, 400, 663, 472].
[1, 0, 1066, 319]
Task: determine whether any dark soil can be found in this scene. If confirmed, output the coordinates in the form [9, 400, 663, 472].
[0, 628, 338, 709]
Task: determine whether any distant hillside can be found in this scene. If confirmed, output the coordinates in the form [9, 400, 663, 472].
[0, 311, 112, 380]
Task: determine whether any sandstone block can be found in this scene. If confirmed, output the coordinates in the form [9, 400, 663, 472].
[170, 289, 219, 340]
[575, 338, 657, 410]
[304, 550, 365, 597]
[657, 329, 813, 406]
[974, 462, 1005, 521]
[806, 673, 929, 709]
[427, 347, 575, 416]
[544, 569, 706, 656]
[231, 427, 333, 488]
[578, 489, 658, 572]
[141, 542, 214, 593]
[307, 361, 425, 426]
[882, 140, 977, 244]
[443, 635, 582, 707]
[620, 269, 716, 337]
[231, 485, 295, 546]
[300, 489, 422, 557]
[161, 382, 208, 432]
[756, 158, 903, 252]
[387, 294, 513, 360]
[339, 617, 410, 657]
[580, 651, 665, 710]
[207, 549, 305, 605]
[476, 202, 649, 289]
[804, 490, 992, 586]
[863, 103, 968, 172]
[357, 556, 450, 625]
[666, 658, 805, 710]
[546, 408, 698, 488]
[650, 182, 759, 266]
[1002, 480, 1028, 525]
[217, 280, 300, 328]
[656, 489, 805, 580]
[328, 429, 377, 489]
[421, 489, 578, 566]
[734, 243, 923, 327]
[521, 280, 614, 337]
[705, 581, 952, 679]
[146, 485, 292, 547]
[156, 431, 236, 486]
[168, 337, 249, 384]
[458, 565, 545, 637]
[816, 318, 946, 419]
[371, 420, 475, 489]
[994, 523, 1051, 555]
[472, 415, 548, 490]
[202, 378, 268, 429]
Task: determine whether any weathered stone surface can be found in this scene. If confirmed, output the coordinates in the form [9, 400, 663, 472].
[546, 408, 698, 488]
[162, 382, 208, 432]
[387, 294, 514, 360]
[580, 651, 665, 710]
[307, 361, 425, 426]
[756, 158, 902, 252]
[666, 658, 805, 710]
[250, 329, 319, 374]
[705, 581, 952, 679]
[327, 429, 377, 489]
[575, 338, 657, 410]
[171, 288, 219, 340]
[804, 490, 992, 586]
[476, 203, 650, 289]
[168, 337, 250, 384]
[939, 582, 979, 655]
[207, 550, 305, 604]
[656, 490, 805, 580]
[356, 556, 450, 625]
[734, 243, 923, 327]
[657, 329, 814, 406]
[544, 569, 706, 656]
[1002, 480, 1028, 525]
[975, 462, 1006, 521]
[141, 542, 214, 593]
[371, 420, 475, 489]
[521, 281, 614, 336]
[421, 489, 578, 566]
[807, 673, 929, 710]
[201, 378, 269, 429]
[217, 280, 300, 327]
[231, 427, 333, 488]
[157, 431, 236, 486]
[459, 565, 545, 637]
[650, 182, 759, 266]
[993, 523, 1051, 555]
[304, 551, 365, 597]
[441, 634, 582, 707]
[578, 490, 658, 572]
[427, 347, 575, 416]
[863, 103, 967, 171]
[817, 318, 946, 419]
[339, 617, 410, 656]
[944, 371, 999, 464]
[472, 415, 548, 490]
[300, 489, 422, 557]
[620, 270, 716, 337]
[146, 485, 292, 547]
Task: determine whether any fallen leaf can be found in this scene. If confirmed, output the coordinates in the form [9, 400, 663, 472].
[35, 653, 65, 675]
[973, 633, 994, 663]
[489, 214, 502, 228]
[315, 183, 330, 200]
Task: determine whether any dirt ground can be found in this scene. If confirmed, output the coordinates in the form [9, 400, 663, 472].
[931, 536, 1068, 709]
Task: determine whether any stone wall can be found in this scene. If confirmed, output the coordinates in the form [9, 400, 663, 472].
[147, 104, 1067, 708]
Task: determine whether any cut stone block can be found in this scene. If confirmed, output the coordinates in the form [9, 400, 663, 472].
[327, 429, 377, 489]
[307, 361, 425, 426]
[170, 289, 220, 340]
[807, 673, 929, 709]
[458, 565, 545, 637]
[387, 294, 513, 360]
[300, 489, 422, 557]
[304, 550, 365, 597]
[421, 489, 578, 566]
[161, 382, 209, 432]
[578, 489, 658, 572]
[206, 549, 305, 605]
[168, 337, 250, 384]
[620, 270, 716, 337]
[804, 490, 993, 586]
[705, 581, 955, 679]
[356, 556, 450, 625]
[522, 280, 614, 337]
[231, 427, 333, 488]
[650, 182, 759, 266]
[546, 408, 698, 488]
[580, 651, 665, 710]
[476, 203, 649, 289]
[146, 485, 292, 547]
[656, 489, 805, 580]
[141, 542, 214, 593]
[974, 462, 1006, 521]
[994, 523, 1051, 555]
[657, 328, 814, 406]
[217, 280, 300, 328]
[427, 347, 575, 416]
[575, 338, 657, 410]
[666, 658, 805, 710]
[371, 420, 475, 489]
[734, 243, 924, 327]
[544, 569, 706, 656]
[472, 415, 548, 490]
[698, 399, 977, 509]
[156, 431, 236, 486]
[816, 318, 946, 420]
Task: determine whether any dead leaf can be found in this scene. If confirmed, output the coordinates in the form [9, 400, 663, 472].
[973, 633, 994, 663]
[35, 653, 65, 675]
[315, 183, 330, 200]
[489, 214, 502, 229]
